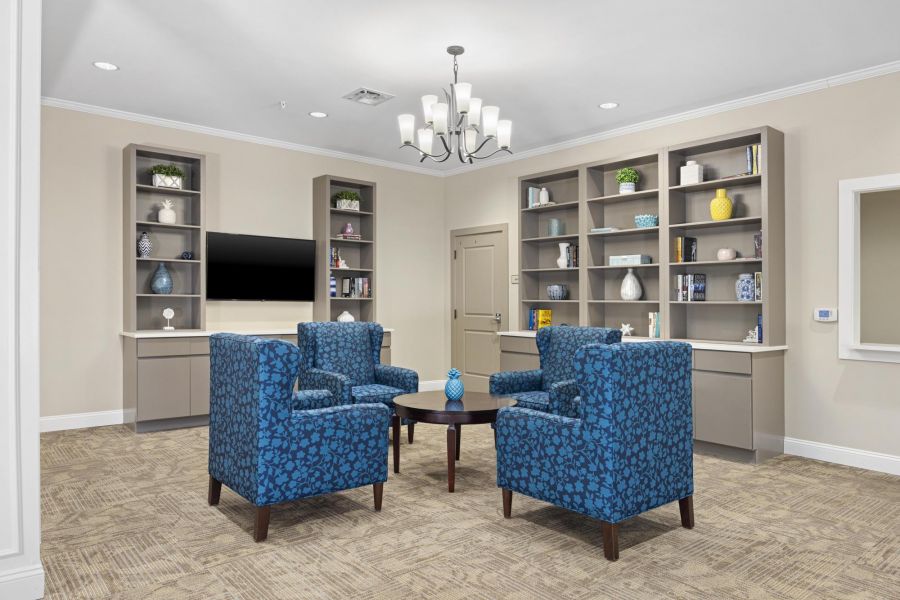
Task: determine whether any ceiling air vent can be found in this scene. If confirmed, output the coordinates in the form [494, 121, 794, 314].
[342, 88, 394, 106]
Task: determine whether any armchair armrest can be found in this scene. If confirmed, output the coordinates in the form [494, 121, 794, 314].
[374, 364, 418, 394]
[298, 368, 352, 406]
[292, 389, 336, 412]
[489, 369, 543, 395]
[548, 379, 580, 418]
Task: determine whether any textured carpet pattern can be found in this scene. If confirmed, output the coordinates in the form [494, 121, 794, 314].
[41, 424, 900, 599]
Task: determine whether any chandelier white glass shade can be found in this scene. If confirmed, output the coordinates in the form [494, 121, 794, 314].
[397, 46, 513, 164]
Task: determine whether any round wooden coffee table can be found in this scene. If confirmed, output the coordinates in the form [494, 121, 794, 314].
[392, 391, 516, 492]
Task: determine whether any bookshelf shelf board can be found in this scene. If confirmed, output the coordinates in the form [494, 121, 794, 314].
[521, 234, 579, 244]
[522, 299, 579, 304]
[669, 174, 761, 193]
[521, 202, 579, 213]
[588, 263, 659, 270]
[136, 294, 201, 298]
[330, 208, 374, 216]
[586, 189, 659, 203]
[588, 300, 660, 304]
[331, 297, 374, 301]
[136, 184, 201, 195]
[588, 226, 659, 238]
[669, 259, 762, 268]
[329, 237, 374, 244]
[136, 257, 201, 264]
[669, 216, 761, 230]
[136, 220, 201, 230]
[670, 300, 762, 305]
[331, 267, 374, 273]
[521, 267, 578, 273]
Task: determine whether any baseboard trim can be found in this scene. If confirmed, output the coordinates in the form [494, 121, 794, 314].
[0, 564, 45, 599]
[784, 437, 900, 476]
[40, 409, 124, 432]
[418, 380, 447, 392]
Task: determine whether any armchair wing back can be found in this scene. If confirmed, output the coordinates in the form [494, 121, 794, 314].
[537, 325, 622, 390]
[298, 321, 382, 385]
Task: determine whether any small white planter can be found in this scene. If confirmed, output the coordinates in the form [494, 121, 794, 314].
[152, 174, 183, 189]
[335, 199, 360, 211]
[618, 182, 636, 194]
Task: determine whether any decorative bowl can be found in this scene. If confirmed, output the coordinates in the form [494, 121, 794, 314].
[547, 284, 569, 301]
[634, 214, 659, 228]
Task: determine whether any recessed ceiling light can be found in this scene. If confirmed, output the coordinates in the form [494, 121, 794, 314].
[308, 111, 328, 118]
[598, 102, 619, 110]
[92, 61, 119, 71]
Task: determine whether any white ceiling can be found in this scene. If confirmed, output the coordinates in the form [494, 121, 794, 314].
[42, 0, 900, 172]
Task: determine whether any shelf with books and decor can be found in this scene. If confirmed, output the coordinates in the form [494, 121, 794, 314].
[313, 175, 377, 322]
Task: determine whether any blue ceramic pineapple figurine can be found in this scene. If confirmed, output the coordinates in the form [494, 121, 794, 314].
[444, 368, 464, 401]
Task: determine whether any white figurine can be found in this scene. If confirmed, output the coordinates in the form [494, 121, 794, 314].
[338, 258, 348, 269]
[620, 323, 634, 336]
[742, 328, 758, 343]
[162, 307, 175, 331]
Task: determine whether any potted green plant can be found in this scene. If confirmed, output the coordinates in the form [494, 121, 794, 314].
[149, 164, 185, 190]
[332, 190, 361, 211]
[615, 167, 640, 194]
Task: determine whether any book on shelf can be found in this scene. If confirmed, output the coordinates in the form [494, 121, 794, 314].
[609, 254, 651, 266]
[590, 226, 620, 234]
[339, 233, 362, 240]
[674, 236, 697, 262]
[527, 308, 553, 331]
[648, 311, 661, 338]
[757, 313, 763, 343]
[676, 273, 706, 301]
[754, 271, 762, 301]
[340, 277, 372, 298]
[526, 186, 540, 208]
[754, 231, 763, 258]
[746, 144, 762, 175]
[565, 244, 579, 268]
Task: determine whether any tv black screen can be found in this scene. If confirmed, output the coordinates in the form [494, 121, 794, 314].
[206, 232, 315, 301]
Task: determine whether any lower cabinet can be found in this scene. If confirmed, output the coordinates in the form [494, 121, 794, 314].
[136, 357, 192, 421]
[190, 355, 211, 416]
[692, 370, 753, 450]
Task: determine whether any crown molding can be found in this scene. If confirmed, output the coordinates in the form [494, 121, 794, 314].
[42, 59, 900, 180]
[39, 97, 443, 177]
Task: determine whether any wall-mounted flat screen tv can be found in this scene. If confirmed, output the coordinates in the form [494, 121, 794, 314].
[206, 232, 315, 301]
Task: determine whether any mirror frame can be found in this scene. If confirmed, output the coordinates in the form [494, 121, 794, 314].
[838, 173, 900, 363]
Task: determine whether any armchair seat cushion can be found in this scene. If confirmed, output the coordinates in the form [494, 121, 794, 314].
[352, 383, 405, 405]
[509, 390, 550, 412]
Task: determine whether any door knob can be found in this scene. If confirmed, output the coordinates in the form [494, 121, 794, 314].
[494, 313, 502, 323]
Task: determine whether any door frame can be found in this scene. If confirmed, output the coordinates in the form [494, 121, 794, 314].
[450, 223, 510, 377]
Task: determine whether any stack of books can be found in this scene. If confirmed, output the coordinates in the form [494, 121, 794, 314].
[648, 312, 661, 338]
[746, 144, 762, 175]
[676, 274, 706, 301]
[527, 309, 552, 330]
[338, 233, 362, 240]
[341, 277, 371, 298]
[564, 244, 578, 268]
[674, 236, 697, 262]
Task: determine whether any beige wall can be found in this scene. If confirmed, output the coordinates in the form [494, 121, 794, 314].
[40, 106, 447, 417]
[859, 189, 900, 345]
[444, 72, 900, 457]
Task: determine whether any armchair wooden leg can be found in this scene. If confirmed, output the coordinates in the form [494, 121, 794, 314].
[502, 488, 512, 518]
[392, 414, 400, 474]
[679, 496, 695, 529]
[601, 521, 619, 561]
[407, 422, 415, 444]
[373, 483, 383, 511]
[208, 476, 221, 506]
[254, 506, 271, 543]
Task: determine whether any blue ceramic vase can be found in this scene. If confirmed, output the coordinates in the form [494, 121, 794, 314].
[151, 263, 173, 294]
[445, 368, 464, 401]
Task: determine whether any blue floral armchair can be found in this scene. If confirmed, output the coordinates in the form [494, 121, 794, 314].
[489, 326, 622, 417]
[208, 333, 390, 542]
[495, 341, 695, 560]
[297, 322, 419, 441]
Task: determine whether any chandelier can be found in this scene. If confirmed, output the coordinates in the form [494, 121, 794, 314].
[397, 46, 512, 164]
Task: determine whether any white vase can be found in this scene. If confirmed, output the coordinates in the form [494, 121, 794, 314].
[620, 268, 642, 301]
[556, 243, 571, 268]
[539, 187, 550, 205]
[336, 310, 355, 322]
[158, 199, 176, 224]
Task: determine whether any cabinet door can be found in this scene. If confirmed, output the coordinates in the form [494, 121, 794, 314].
[190, 355, 210, 416]
[693, 370, 753, 449]
[137, 357, 191, 421]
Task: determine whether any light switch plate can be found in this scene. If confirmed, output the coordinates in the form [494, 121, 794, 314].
[813, 308, 837, 322]
[511, 274, 519, 284]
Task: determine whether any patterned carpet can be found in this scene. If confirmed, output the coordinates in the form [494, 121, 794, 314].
[41, 423, 899, 599]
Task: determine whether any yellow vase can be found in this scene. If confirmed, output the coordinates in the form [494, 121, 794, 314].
[709, 188, 733, 221]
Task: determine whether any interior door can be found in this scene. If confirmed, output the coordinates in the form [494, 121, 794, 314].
[451, 226, 509, 392]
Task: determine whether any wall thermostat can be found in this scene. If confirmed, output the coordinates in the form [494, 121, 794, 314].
[813, 308, 837, 322]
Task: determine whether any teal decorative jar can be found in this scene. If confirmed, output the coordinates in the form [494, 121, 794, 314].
[444, 368, 464, 401]
[151, 263, 173, 294]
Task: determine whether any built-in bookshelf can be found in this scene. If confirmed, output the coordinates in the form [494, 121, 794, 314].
[312, 175, 376, 322]
[123, 145, 206, 332]
[517, 126, 784, 346]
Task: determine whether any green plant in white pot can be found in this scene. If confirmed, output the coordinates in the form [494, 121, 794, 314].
[150, 164, 185, 190]
[332, 190, 361, 211]
[616, 167, 640, 194]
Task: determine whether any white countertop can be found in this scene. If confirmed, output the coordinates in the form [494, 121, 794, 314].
[497, 330, 787, 353]
[122, 327, 395, 339]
